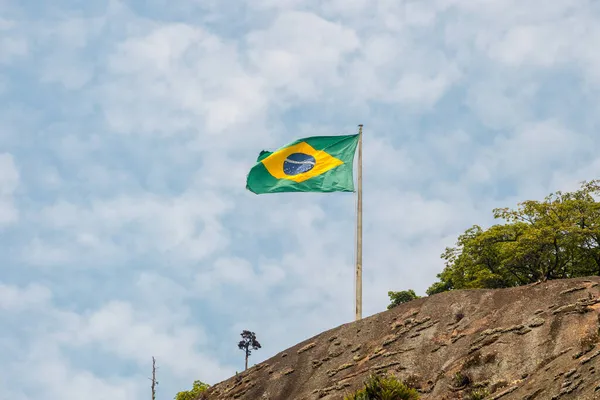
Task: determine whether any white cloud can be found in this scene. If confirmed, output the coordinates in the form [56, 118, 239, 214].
[22, 237, 78, 267]
[40, 54, 94, 90]
[194, 256, 286, 299]
[0, 18, 16, 30]
[488, 24, 569, 68]
[466, 77, 537, 129]
[363, 136, 418, 183]
[0, 283, 52, 311]
[369, 189, 471, 240]
[201, 257, 257, 286]
[344, 34, 461, 106]
[0, 283, 142, 400]
[246, 11, 360, 99]
[0, 74, 6, 95]
[444, 0, 600, 85]
[469, 120, 589, 190]
[393, 70, 460, 105]
[63, 300, 229, 382]
[34, 17, 101, 89]
[101, 22, 269, 142]
[0, 153, 18, 195]
[0, 27, 28, 64]
[0, 280, 233, 398]
[11, 342, 143, 400]
[25, 191, 232, 267]
[0, 153, 19, 227]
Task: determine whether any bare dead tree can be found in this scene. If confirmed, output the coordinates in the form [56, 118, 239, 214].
[149, 356, 158, 400]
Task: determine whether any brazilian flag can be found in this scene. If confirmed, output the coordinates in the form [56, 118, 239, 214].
[246, 134, 360, 194]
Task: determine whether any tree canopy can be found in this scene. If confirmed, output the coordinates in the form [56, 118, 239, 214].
[427, 180, 600, 295]
[238, 330, 261, 371]
[387, 290, 420, 309]
[174, 380, 209, 400]
[344, 373, 420, 400]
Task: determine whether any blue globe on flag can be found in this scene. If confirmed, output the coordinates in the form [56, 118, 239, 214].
[283, 153, 316, 176]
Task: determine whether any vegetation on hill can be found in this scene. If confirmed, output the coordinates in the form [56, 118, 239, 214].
[344, 373, 420, 400]
[183, 180, 600, 396]
[427, 180, 600, 294]
[387, 290, 420, 309]
[174, 380, 209, 400]
[387, 180, 600, 308]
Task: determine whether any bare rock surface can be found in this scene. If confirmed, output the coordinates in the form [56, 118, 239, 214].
[204, 277, 600, 400]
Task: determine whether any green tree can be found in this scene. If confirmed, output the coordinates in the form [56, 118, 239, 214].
[387, 290, 420, 309]
[427, 180, 600, 294]
[345, 373, 420, 400]
[174, 380, 209, 400]
[238, 330, 261, 371]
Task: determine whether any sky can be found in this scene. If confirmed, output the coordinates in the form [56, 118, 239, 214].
[1, 0, 600, 398]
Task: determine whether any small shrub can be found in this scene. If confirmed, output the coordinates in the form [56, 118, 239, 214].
[403, 374, 423, 390]
[451, 372, 471, 389]
[345, 373, 420, 400]
[387, 290, 420, 309]
[488, 380, 508, 393]
[174, 380, 210, 400]
[465, 388, 489, 400]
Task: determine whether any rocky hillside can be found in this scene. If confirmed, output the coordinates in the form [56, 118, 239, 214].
[204, 277, 600, 399]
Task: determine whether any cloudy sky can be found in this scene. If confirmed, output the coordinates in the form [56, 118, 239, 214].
[2, 0, 600, 398]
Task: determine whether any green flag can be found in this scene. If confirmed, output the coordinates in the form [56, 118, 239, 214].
[246, 134, 359, 194]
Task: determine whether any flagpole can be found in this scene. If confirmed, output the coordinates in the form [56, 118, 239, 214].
[355, 124, 363, 321]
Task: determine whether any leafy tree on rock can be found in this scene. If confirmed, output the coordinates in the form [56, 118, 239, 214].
[387, 290, 420, 309]
[238, 330, 261, 371]
[427, 180, 600, 294]
[174, 380, 209, 400]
